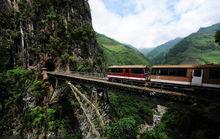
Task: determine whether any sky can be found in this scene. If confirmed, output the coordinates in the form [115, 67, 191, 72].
[89, 0, 220, 49]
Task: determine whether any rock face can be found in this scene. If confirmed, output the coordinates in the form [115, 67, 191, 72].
[0, 0, 105, 138]
[0, 0, 104, 72]
[140, 105, 167, 133]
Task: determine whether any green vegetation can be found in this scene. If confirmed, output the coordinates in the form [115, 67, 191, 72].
[0, 0, 104, 72]
[139, 102, 220, 139]
[105, 117, 138, 139]
[140, 123, 169, 139]
[0, 67, 82, 138]
[161, 103, 220, 139]
[144, 38, 182, 64]
[162, 23, 220, 64]
[147, 23, 220, 65]
[105, 92, 154, 138]
[104, 91, 220, 139]
[215, 30, 220, 45]
[96, 33, 152, 66]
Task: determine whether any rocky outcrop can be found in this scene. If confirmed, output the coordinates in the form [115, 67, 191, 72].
[0, 0, 105, 72]
[140, 105, 167, 133]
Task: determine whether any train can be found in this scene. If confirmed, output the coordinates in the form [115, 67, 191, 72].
[107, 64, 220, 91]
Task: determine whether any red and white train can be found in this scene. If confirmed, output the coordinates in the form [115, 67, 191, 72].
[107, 64, 220, 91]
[107, 65, 150, 86]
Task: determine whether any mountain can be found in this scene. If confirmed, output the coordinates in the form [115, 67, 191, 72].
[96, 33, 152, 66]
[163, 23, 220, 64]
[0, 0, 106, 137]
[0, 0, 105, 72]
[145, 38, 182, 64]
[139, 48, 154, 56]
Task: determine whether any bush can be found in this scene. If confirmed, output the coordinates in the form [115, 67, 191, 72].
[29, 80, 47, 98]
[105, 117, 138, 139]
[109, 93, 153, 124]
[140, 123, 169, 139]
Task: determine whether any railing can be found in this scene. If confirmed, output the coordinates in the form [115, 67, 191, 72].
[70, 71, 106, 79]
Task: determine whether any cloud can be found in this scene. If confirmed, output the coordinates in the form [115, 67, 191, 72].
[89, 0, 220, 48]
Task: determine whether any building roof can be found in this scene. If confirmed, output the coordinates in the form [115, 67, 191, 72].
[152, 64, 220, 69]
[108, 65, 148, 69]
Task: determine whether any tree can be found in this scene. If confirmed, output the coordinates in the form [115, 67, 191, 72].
[215, 30, 220, 45]
[105, 117, 138, 139]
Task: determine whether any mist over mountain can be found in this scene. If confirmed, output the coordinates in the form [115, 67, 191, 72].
[139, 48, 154, 56]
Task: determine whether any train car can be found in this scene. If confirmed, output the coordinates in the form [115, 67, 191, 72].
[107, 65, 150, 85]
[150, 64, 220, 90]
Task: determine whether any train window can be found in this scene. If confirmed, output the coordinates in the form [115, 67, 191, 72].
[131, 68, 144, 74]
[151, 68, 187, 76]
[109, 68, 123, 73]
[194, 69, 202, 77]
[168, 69, 177, 76]
[125, 69, 129, 73]
[115, 68, 123, 73]
[209, 69, 220, 79]
[176, 69, 187, 76]
[110, 69, 115, 73]
[160, 69, 169, 76]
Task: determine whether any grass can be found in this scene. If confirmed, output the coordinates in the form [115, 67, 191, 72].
[162, 23, 220, 65]
[96, 33, 152, 66]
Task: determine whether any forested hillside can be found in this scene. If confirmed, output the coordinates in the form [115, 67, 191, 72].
[163, 23, 220, 64]
[145, 38, 182, 64]
[0, 0, 105, 73]
[0, 0, 103, 138]
[96, 33, 152, 66]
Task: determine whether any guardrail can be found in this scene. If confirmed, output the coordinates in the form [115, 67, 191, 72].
[70, 72, 106, 79]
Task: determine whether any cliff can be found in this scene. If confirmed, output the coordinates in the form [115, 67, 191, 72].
[0, 0, 105, 72]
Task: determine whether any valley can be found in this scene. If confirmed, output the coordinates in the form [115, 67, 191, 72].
[0, 0, 220, 139]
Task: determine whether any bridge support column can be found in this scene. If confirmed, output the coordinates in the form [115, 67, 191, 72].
[97, 88, 110, 124]
[41, 68, 48, 80]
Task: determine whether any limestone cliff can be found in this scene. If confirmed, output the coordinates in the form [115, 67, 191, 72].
[0, 0, 104, 72]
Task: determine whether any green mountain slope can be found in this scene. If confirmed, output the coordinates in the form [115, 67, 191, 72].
[164, 23, 220, 64]
[96, 33, 151, 66]
[145, 38, 182, 64]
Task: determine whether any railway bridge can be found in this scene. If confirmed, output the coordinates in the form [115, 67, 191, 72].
[41, 69, 218, 139]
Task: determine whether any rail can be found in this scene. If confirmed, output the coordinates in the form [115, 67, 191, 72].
[47, 71, 220, 103]
[70, 71, 106, 79]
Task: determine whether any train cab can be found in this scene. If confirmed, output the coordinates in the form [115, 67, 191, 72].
[107, 65, 150, 86]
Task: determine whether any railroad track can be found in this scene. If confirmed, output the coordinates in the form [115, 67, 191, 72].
[47, 72, 220, 103]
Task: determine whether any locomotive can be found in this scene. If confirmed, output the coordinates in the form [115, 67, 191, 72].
[107, 64, 220, 91]
[107, 65, 149, 86]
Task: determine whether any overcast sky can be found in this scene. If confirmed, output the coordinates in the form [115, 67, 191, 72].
[89, 0, 220, 49]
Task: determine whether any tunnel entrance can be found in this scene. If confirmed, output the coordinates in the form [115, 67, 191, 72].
[45, 59, 55, 71]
